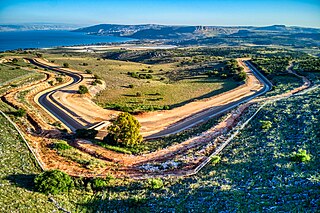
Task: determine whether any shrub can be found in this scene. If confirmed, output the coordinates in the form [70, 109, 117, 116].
[85, 69, 92, 74]
[94, 79, 102, 84]
[52, 121, 62, 127]
[136, 92, 142, 97]
[14, 108, 26, 117]
[291, 149, 311, 163]
[147, 178, 163, 190]
[12, 58, 18, 63]
[94, 74, 101, 79]
[78, 85, 89, 94]
[163, 105, 170, 110]
[128, 84, 134, 88]
[34, 170, 74, 195]
[75, 129, 98, 139]
[63, 63, 69, 68]
[211, 156, 221, 165]
[53, 142, 71, 151]
[56, 77, 63, 83]
[260, 120, 272, 130]
[91, 178, 108, 191]
[82, 62, 88, 66]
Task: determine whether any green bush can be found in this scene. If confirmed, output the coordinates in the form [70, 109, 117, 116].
[53, 142, 71, 151]
[63, 63, 69, 68]
[94, 79, 102, 84]
[211, 156, 221, 165]
[260, 120, 272, 130]
[85, 69, 92, 74]
[291, 149, 311, 163]
[148, 178, 163, 190]
[14, 108, 26, 117]
[56, 77, 63, 83]
[34, 170, 74, 195]
[78, 85, 89, 94]
[91, 178, 108, 191]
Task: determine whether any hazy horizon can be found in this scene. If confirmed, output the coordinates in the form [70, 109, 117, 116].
[0, 0, 319, 28]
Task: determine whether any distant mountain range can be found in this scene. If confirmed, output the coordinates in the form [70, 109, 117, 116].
[0, 23, 83, 32]
[73, 24, 320, 38]
[2, 23, 319, 48]
[72, 24, 320, 47]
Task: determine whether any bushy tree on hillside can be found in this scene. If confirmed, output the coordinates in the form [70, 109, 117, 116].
[105, 112, 143, 147]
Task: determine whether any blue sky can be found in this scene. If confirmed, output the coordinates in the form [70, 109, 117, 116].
[0, 0, 319, 27]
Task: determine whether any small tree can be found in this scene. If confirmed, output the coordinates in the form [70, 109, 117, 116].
[106, 112, 142, 147]
[78, 85, 89, 94]
[34, 170, 74, 195]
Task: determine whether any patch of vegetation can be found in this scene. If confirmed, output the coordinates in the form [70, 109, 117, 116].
[294, 57, 320, 73]
[147, 178, 164, 190]
[260, 120, 272, 130]
[104, 112, 142, 148]
[0, 64, 31, 84]
[34, 170, 74, 195]
[291, 149, 311, 163]
[78, 85, 89, 94]
[211, 156, 221, 165]
[53, 141, 72, 151]
[0, 113, 57, 211]
[13, 108, 26, 117]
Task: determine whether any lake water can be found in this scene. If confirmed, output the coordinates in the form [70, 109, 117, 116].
[0, 30, 134, 51]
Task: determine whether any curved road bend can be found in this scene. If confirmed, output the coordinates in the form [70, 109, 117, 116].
[28, 58, 272, 137]
[27, 58, 86, 132]
[145, 60, 272, 139]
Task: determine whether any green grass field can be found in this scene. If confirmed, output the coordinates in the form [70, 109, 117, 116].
[0, 64, 31, 84]
[0, 113, 57, 211]
[45, 54, 239, 111]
